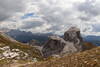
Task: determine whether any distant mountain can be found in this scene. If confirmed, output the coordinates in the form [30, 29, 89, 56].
[6, 29, 53, 43]
[6, 29, 100, 46]
[84, 35, 100, 46]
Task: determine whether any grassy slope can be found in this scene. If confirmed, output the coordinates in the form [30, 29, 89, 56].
[24, 46, 100, 67]
[0, 33, 43, 63]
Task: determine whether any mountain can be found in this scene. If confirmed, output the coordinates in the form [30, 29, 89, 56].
[0, 27, 98, 67]
[5, 27, 96, 58]
[0, 32, 42, 65]
[84, 35, 100, 46]
[41, 27, 96, 57]
[6, 29, 53, 43]
[6, 29, 100, 47]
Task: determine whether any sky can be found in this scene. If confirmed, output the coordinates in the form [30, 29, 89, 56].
[0, 0, 100, 36]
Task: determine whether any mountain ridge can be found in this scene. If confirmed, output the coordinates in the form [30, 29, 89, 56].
[6, 29, 100, 46]
[0, 27, 98, 67]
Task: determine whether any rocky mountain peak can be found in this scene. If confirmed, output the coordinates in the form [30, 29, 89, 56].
[41, 27, 84, 57]
[67, 27, 80, 32]
[64, 27, 82, 42]
[64, 27, 83, 51]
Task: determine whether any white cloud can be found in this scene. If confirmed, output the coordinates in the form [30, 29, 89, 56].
[0, 0, 100, 36]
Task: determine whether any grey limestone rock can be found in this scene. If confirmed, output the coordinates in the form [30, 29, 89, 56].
[41, 27, 84, 57]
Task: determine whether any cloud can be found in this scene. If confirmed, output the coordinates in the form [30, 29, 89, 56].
[30, 0, 87, 34]
[20, 19, 44, 29]
[0, 0, 25, 21]
[77, 0, 100, 21]
[0, 0, 100, 36]
[92, 23, 100, 32]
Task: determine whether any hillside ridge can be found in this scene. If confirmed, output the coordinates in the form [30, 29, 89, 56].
[22, 46, 100, 67]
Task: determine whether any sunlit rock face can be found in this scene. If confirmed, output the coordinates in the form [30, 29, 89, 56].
[41, 27, 84, 57]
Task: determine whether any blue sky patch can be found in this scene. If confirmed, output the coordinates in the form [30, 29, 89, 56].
[21, 13, 38, 19]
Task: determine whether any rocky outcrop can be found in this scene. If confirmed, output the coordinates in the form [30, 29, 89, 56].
[64, 27, 84, 51]
[42, 36, 66, 57]
[41, 27, 84, 57]
[0, 46, 28, 60]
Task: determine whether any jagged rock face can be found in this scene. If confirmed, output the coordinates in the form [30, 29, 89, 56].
[64, 27, 82, 42]
[42, 36, 66, 57]
[64, 27, 83, 51]
[42, 27, 84, 57]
